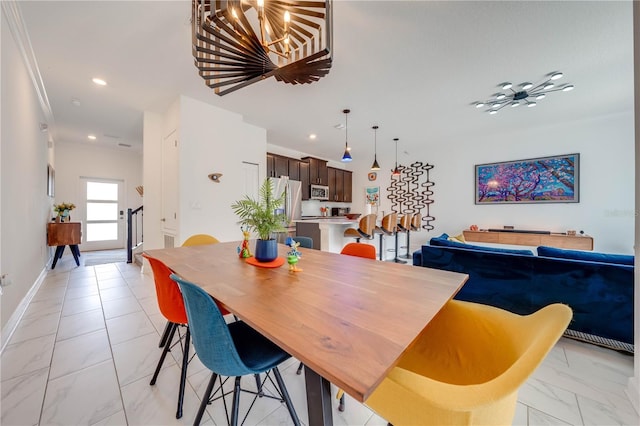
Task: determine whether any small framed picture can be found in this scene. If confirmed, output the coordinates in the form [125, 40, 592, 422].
[47, 164, 55, 197]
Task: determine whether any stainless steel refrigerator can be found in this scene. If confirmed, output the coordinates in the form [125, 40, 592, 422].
[270, 177, 302, 242]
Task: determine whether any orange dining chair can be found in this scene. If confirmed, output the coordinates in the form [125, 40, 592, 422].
[340, 242, 377, 259]
[142, 253, 191, 419]
[157, 234, 230, 348]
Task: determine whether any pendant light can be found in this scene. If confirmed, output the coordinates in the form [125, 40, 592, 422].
[392, 138, 401, 176]
[341, 109, 352, 162]
[370, 125, 380, 170]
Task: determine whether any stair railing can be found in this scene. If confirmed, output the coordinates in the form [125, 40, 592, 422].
[127, 205, 143, 263]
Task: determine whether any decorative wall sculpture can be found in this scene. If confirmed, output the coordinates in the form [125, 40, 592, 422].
[386, 162, 435, 231]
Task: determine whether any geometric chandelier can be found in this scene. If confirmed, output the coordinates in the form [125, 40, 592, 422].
[191, 0, 333, 96]
[474, 71, 574, 114]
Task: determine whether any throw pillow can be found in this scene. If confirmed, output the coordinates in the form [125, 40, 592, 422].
[448, 233, 466, 243]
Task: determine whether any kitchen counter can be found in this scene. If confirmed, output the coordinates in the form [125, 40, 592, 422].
[296, 217, 356, 225]
[295, 218, 361, 252]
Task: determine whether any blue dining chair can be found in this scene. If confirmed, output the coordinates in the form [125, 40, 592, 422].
[171, 274, 301, 426]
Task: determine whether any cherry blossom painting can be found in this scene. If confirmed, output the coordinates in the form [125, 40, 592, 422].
[475, 154, 579, 204]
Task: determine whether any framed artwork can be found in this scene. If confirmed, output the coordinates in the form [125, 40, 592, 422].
[47, 164, 55, 197]
[365, 186, 380, 205]
[475, 153, 579, 204]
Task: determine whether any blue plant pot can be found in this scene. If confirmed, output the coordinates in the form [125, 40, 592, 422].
[254, 239, 278, 262]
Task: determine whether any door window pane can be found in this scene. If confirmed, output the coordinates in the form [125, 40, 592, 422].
[87, 182, 118, 201]
[87, 202, 118, 221]
[86, 223, 118, 241]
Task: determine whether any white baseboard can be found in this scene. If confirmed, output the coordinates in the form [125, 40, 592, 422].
[627, 377, 640, 415]
[0, 266, 48, 354]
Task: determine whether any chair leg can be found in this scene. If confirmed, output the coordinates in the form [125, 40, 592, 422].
[378, 234, 384, 260]
[296, 361, 304, 375]
[339, 393, 345, 412]
[158, 320, 172, 348]
[272, 367, 301, 426]
[150, 322, 177, 385]
[254, 373, 263, 396]
[176, 326, 190, 419]
[231, 376, 242, 426]
[194, 372, 217, 426]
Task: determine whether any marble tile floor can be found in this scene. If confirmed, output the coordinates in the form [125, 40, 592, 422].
[1, 253, 638, 426]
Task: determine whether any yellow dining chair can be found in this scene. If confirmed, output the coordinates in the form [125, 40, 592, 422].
[182, 233, 220, 246]
[365, 300, 572, 425]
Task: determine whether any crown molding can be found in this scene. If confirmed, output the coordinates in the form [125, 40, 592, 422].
[2, 0, 56, 135]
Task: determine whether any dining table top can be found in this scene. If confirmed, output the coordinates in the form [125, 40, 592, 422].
[144, 241, 468, 403]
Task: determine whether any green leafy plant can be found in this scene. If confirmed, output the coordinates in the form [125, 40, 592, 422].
[231, 179, 286, 240]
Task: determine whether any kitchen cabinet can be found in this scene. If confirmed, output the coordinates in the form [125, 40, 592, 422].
[300, 161, 310, 200]
[327, 167, 353, 202]
[288, 158, 300, 181]
[303, 157, 328, 185]
[267, 153, 289, 178]
[343, 170, 352, 202]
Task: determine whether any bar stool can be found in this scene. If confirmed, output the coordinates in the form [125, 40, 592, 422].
[343, 214, 376, 242]
[396, 213, 413, 260]
[375, 212, 398, 261]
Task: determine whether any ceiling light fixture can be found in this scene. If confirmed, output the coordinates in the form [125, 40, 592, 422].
[392, 138, 400, 176]
[341, 109, 352, 162]
[191, 0, 333, 96]
[474, 71, 574, 114]
[370, 125, 380, 171]
[92, 78, 107, 86]
[88, 135, 97, 140]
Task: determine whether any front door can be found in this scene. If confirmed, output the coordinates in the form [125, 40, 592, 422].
[80, 177, 125, 251]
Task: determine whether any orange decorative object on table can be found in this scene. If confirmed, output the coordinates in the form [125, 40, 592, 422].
[470, 224, 479, 231]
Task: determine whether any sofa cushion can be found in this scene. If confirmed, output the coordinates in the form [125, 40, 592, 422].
[430, 234, 534, 256]
[537, 246, 634, 266]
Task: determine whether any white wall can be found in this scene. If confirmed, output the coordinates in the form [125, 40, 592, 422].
[54, 142, 143, 212]
[349, 111, 635, 255]
[142, 111, 163, 251]
[143, 95, 268, 249]
[0, 9, 51, 331]
[54, 141, 143, 247]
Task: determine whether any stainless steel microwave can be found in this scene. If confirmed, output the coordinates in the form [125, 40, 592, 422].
[310, 184, 329, 200]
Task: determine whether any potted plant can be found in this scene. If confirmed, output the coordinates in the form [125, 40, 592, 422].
[231, 179, 286, 262]
[53, 202, 76, 222]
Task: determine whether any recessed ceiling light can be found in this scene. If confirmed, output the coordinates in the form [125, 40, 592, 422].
[92, 77, 107, 86]
[309, 134, 317, 140]
[88, 134, 97, 140]
[71, 98, 81, 106]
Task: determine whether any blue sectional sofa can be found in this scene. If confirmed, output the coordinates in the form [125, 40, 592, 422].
[413, 234, 634, 351]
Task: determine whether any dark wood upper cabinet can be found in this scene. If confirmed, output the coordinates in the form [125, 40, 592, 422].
[266, 153, 290, 178]
[327, 167, 337, 201]
[288, 158, 300, 181]
[327, 167, 352, 202]
[343, 170, 352, 202]
[300, 161, 310, 200]
[303, 157, 328, 185]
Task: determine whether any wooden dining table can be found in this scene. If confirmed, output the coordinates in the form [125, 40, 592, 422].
[145, 241, 468, 425]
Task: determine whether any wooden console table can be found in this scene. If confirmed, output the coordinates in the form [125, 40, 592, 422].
[47, 222, 81, 268]
[463, 230, 594, 251]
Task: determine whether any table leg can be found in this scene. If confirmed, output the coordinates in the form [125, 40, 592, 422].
[51, 245, 66, 269]
[304, 367, 334, 426]
[69, 245, 81, 266]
